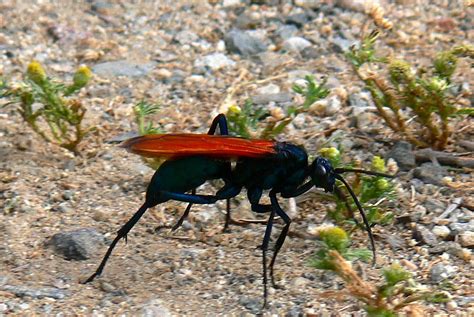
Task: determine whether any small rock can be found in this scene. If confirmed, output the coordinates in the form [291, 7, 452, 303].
[46, 228, 104, 260]
[291, 277, 309, 288]
[57, 202, 73, 213]
[239, 296, 261, 312]
[286, 13, 311, 28]
[224, 29, 267, 57]
[432, 226, 451, 240]
[93, 60, 157, 78]
[424, 198, 446, 213]
[413, 224, 438, 246]
[0, 303, 7, 312]
[275, 24, 298, 40]
[174, 30, 199, 45]
[141, 299, 172, 317]
[256, 84, 280, 95]
[446, 301, 458, 311]
[294, 0, 321, 8]
[300, 46, 320, 59]
[235, 12, 261, 30]
[430, 263, 456, 283]
[286, 306, 304, 317]
[382, 233, 405, 250]
[428, 242, 464, 258]
[450, 222, 474, 234]
[414, 163, 448, 185]
[330, 36, 353, 53]
[194, 53, 235, 71]
[1, 285, 68, 299]
[386, 141, 416, 171]
[459, 231, 474, 248]
[282, 37, 312, 53]
[348, 91, 374, 111]
[222, 0, 241, 7]
[62, 190, 74, 201]
[251, 93, 292, 105]
[62, 160, 76, 171]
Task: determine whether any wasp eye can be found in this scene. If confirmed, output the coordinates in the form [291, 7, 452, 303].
[315, 165, 326, 176]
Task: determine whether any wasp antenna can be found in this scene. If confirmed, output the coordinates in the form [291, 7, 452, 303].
[334, 168, 395, 178]
[334, 174, 376, 266]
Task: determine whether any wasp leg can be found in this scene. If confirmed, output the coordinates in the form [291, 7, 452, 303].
[260, 192, 277, 309]
[84, 202, 151, 283]
[268, 192, 291, 289]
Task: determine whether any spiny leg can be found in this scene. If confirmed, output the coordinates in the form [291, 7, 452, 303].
[268, 192, 291, 289]
[84, 202, 150, 283]
[260, 205, 276, 309]
[86, 191, 223, 283]
[172, 189, 196, 231]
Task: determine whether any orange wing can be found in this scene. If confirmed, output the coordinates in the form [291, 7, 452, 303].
[121, 134, 277, 159]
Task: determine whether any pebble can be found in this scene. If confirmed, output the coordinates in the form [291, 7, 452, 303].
[286, 13, 311, 28]
[251, 93, 292, 105]
[283, 37, 312, 54]
[413, 163, 448, 186]
[174, 30, 199, 45]
[413, 224, 438, 246]
[459, 231, 474, 248]
[224, 29, 267, 57]
[92, 60, 157, 78]
[46, 228, 104, 260]
[1, 285, 68, 299]
[386, 141, 416, 170]
[256, 83, 280, 95]
[141, 299, 172, 317]
[291, 277, 309, 288]
[446, 301, 458, 311]
[194, 53, 235, 71]
[430, 263, 456, 283]
[330, 36, 353, 53]
[275, 24, 298, 40]
[432, 225, 451, 240]
[450, 222, 474, 234]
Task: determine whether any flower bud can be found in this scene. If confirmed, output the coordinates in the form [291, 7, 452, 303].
[73, 65, 92, 89]
[371, 156, 386, 173]
[27, 61, 47, 85]
[376, 178, 389, 191]
[319, 147, 340, 161]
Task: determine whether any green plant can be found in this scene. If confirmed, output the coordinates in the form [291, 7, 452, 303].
[312, 249, 450, 316]
[133, 100, 162, 135]
[226, 75, 329, 139]
[319, 147, 396, 228]
[0, 61, 93, 154]
[310, 226, 372, 271]
[347, 30, 474, 150]
[131, 100, 164, 169]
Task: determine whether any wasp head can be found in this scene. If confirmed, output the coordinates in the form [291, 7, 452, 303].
[309, 157, 336, 192]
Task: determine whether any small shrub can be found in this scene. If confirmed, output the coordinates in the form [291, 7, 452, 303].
[312, 249, 450, 316]
[0, 61, 94, 154]
[347, 30, 473, 150]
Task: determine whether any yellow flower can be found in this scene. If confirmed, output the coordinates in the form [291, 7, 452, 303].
[371, 156, 386, 173]
[320, 226, 348, 242]
[73, 65, 92, 89]
[319, 147, 340, 161]
[227, 105, 241, 115]
[27, 61, 46, 85]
